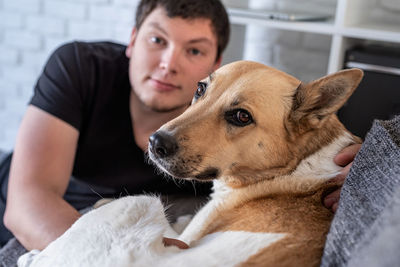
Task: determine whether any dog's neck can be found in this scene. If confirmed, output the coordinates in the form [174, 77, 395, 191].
[179, 132, 356, 245]
[291, 130, 356, 179]
[216, 131, 356, 197]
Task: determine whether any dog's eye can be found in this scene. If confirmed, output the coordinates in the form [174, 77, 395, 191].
[195, 82, 207, 99]
[237, 110, 251, 123]
[225, 109, 253, 127]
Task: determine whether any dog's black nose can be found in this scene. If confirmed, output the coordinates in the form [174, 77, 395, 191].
[149, 131, 178, 158]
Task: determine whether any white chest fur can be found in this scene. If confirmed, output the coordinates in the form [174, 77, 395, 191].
[178, 180, 232, 244]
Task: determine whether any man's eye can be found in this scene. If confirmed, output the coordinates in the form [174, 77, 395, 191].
[189, 48, 201, 56]
[195, 82, 207, 99]
[150, 36, 164, 44]
[225, 109, 254, 127]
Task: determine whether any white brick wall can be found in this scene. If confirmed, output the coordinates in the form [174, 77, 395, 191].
[26, 16, 66, 36]
[0, 0, 140, 151]
[3, 0, 41, 14]
[0, 45, 19, 64]
[4, 31, 42, 50]
[0, 12, 24, 28]
[44, 1, 87, 20]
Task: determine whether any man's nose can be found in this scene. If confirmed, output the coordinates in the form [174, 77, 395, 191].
[159, 47, 180, 74]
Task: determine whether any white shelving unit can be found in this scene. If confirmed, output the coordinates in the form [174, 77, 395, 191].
[223, 0, 400, 75]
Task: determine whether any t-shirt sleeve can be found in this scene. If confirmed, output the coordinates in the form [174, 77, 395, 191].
[30, 42, 89, 130]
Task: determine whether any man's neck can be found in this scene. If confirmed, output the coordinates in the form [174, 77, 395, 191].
[129, 91, 188, 151]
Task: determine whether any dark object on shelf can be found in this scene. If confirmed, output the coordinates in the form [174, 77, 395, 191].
[228, 8, 331, 22]
[338, 45, 400, 139]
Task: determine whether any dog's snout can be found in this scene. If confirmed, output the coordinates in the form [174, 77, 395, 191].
[149, 131, 178, 158]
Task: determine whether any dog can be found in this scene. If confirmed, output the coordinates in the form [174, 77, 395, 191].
[148, 60, 363, 266]
[19, 61, 363, 267]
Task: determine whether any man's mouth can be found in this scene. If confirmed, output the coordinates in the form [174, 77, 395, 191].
[149, 78, 180, 92]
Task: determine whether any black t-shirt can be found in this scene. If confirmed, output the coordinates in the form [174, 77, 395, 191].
[30, 41, 211, 196]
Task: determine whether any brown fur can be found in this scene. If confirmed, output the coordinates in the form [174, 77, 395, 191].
[203, 182, 339, 266]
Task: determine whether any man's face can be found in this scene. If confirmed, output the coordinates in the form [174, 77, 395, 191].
[126, 7, 221, 112]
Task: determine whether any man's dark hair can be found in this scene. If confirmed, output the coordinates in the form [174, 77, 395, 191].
[135, 0, 230, 61]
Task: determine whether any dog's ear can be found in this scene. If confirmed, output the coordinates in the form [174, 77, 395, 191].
[287, 68, 363, 133]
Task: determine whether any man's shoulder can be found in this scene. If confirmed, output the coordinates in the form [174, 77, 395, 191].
[53, 41, 127, 63]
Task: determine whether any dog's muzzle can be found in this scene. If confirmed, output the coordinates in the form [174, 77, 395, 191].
[149, 130, 220, 180]
[149, 131, 178, 159]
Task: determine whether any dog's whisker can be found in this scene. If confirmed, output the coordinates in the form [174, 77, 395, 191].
[171, 177, 179, 186]
[190, 180, 197, 196]
[123, 187, 130, 196]
[89, 187, 105, 200]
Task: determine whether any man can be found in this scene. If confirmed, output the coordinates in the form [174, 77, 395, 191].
[1, 0, 228, 251]
[0, 0, 357, 253]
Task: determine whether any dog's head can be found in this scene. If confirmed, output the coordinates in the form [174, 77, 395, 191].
[148, 61, 363, 188]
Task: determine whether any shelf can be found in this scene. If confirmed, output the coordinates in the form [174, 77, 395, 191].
[228, 8, 400, 43]
[224, 0, 400, 75]
[228, 8, 335, 36]
[341, 24, 400, 44]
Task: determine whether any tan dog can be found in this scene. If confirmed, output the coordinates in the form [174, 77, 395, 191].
[148, 61, 363, 266]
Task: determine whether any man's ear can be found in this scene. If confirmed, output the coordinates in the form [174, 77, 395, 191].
[212, 56, 222, 72]
[287, 68, 363, 133]
[125, 27, 137, 58]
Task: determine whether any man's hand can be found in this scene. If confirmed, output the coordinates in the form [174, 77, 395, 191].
[324, 144, 362, 212]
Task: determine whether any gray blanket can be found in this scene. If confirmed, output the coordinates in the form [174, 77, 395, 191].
[0, 239, 26, 267]
[321, 115, 400, 267]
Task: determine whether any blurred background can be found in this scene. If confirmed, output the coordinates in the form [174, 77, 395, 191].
[0, 0, 399, 151]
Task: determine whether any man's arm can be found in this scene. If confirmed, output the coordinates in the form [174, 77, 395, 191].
[4, 105, 81, 250]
